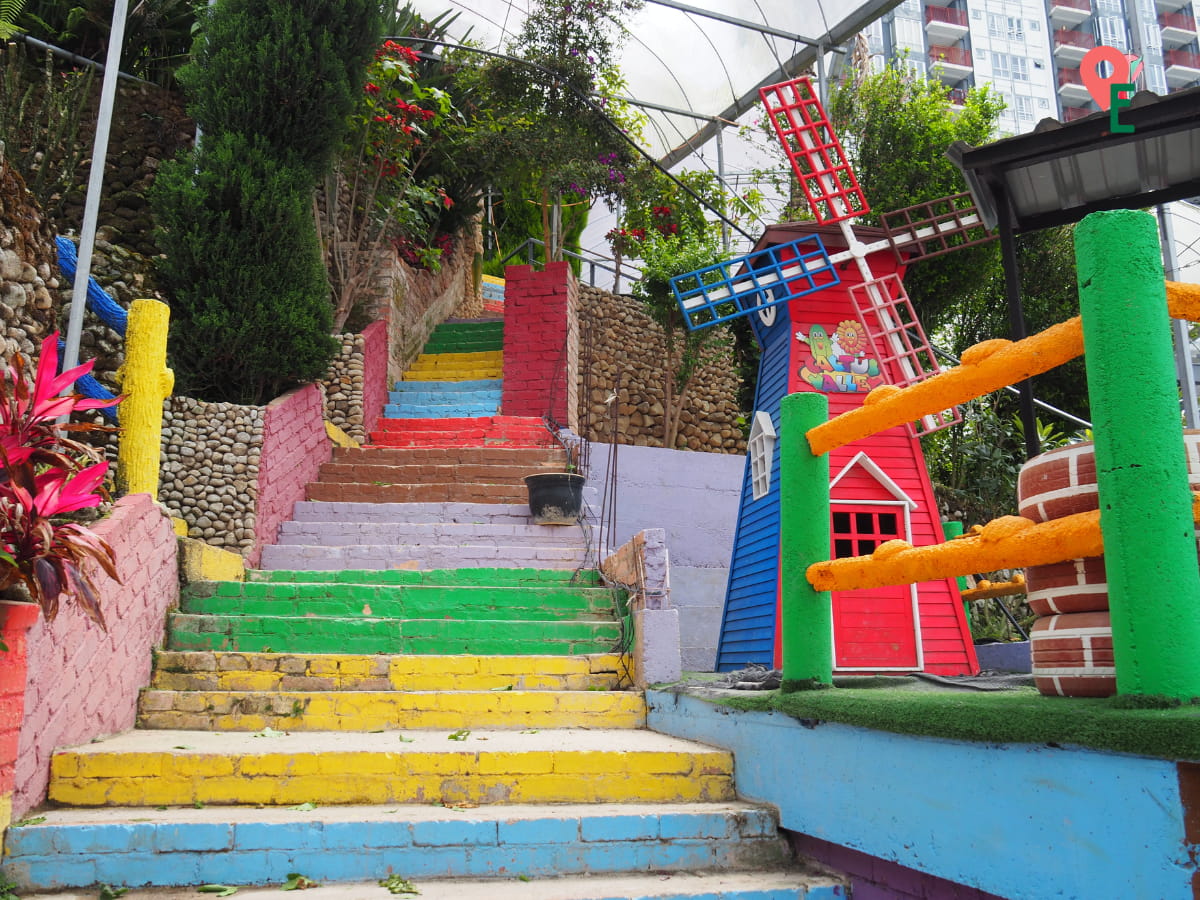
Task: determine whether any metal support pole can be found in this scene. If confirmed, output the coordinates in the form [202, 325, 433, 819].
[998, 205, 1039, 459]
[62, 0, 129, 376]
[1159, 204, 1199, 427]
[716, 129, 730, 255]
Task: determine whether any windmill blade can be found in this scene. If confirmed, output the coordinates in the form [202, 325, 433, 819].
[672, 234, 840, 332]
[847, 273, 962, 436]
[759, 77, 869, 225]
[880, 192, 997, 265]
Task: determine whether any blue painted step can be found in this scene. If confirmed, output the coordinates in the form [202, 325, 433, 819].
[383, 402, 501, 418]
[388, 389, 502, 404]
[4, 803, 807, 890]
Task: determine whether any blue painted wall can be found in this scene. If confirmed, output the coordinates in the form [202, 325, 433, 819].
[647, 690, 1197, 900]
[715, 312, 789, 670]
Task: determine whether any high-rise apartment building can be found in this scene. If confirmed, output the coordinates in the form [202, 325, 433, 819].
[864, 0, 1200, 135]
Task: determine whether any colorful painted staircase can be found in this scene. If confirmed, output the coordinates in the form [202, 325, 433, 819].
[4, 566, 839, 896]
[6, 315, 843, 897]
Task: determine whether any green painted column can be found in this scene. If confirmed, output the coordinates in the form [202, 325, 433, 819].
[942, 520, 971, 626]
[780, 391, 832, 692]
[1076, 209, 1200, 700]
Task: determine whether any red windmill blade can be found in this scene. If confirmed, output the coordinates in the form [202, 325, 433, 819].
[758, 76, 999, 435]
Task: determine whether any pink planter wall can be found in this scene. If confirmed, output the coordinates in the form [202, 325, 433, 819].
[361, 319, 388, 438]
[251, 383, 330, 567]
[14, 493, 178, 816]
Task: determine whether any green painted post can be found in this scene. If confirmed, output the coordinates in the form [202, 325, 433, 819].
[942, 520, 971, 627]
[1076, 209, 1200, 700]
[780, 391, 832, 692]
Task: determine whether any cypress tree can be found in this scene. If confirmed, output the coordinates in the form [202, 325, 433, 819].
[151, 0, 382, 404]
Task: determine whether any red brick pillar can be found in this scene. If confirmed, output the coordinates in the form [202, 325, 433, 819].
[0, 601, 38, 830]
[501, 262, 579, 431]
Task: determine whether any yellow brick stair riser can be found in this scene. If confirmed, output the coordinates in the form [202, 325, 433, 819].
[49, 751, 735, 807]
[150, 653, 625, 692]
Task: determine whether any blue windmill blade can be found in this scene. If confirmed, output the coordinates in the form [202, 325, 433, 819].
[671, 234, 840, 331]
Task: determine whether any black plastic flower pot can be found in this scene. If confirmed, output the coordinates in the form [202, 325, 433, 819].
[524, 472, 585, 525]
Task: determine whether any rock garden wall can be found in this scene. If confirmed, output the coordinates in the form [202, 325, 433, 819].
[576, 284, 746, 454]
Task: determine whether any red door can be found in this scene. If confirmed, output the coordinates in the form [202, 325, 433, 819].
[831, 505, 920, 670]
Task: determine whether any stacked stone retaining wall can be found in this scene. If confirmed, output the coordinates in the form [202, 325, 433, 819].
[577, 284, 746, 454]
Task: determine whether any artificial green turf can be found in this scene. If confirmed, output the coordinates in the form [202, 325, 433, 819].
[714, 686, 1200, 761]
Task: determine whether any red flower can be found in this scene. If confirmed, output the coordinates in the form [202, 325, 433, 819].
[364, 83, 380, 95]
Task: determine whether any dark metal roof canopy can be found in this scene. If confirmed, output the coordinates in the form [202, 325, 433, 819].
[948, 86, 1200, 235]
[946, 85, 1200, 459]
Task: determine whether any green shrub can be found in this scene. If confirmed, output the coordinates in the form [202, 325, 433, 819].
[180, 0, 381, 179]
[151, 133, 336, 405]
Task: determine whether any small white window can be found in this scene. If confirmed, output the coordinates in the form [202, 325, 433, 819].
[1012, 56, 1029, 81]
[1015, 96, 1034, 121]
[748, 411, 777, 501]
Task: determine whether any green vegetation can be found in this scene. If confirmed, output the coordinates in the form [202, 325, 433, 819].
[151, 0, 382, 405]
[715, 685, 1200, 761]
[464, 0, 641, 263]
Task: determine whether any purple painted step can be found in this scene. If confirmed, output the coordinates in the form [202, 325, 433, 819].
[259, 542, 590, 571]
[289, 501, 543, 524]
[275, 521, 599, 548]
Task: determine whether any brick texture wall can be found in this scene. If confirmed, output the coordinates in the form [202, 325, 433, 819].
[361, 319, 388, 438]
[502, 262, 579, 430]
[14, 493, 178, 816]
[251, 384, 330, 567]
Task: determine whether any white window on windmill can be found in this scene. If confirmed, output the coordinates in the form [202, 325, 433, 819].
[748, 411, 777, 501]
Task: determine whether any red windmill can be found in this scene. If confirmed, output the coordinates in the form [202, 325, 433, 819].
[673, 76, 994, 675]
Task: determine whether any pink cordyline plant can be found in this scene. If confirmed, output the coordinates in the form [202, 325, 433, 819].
[0, 333, 119, 628]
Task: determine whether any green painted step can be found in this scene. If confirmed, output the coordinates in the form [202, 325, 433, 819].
[182, 583, 620, 620]
[166, 614, 624, 656]
[246, 567, 604, 587]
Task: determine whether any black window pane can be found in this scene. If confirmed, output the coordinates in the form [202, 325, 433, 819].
[832, 512, 851, 533]
[856, 512, 875, 534]
[858, 539, 876, 555]
[835, 539, 854, 558]
[879, 512, 898, 536]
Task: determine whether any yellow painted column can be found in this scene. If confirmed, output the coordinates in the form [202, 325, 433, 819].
[116, 299, 173, 499]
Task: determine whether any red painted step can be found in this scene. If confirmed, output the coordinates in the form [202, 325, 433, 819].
[370, 415, 560, 449]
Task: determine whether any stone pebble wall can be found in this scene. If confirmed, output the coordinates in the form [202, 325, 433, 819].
[577, 285, 747, 454]
[160, 397, 264, 555]
[14, 494, 178, 816]
[321, 320, 387, 443]
[0, 159, 57, 359]
[59, 82, 194, 257]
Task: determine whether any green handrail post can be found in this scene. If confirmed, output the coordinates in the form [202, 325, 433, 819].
[780, 390, 832, 692]
[1076, 209, 1200, 700]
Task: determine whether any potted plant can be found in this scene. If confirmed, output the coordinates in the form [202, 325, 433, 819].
[525, 448, 585, 525]
[0, 333, 119, 628]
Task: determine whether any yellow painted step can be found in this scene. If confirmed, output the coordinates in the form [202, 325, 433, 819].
[150, 652, 625, 692]
[403, 350, 503, 376]
[401, 369, 503, 383]
[49, 729, 735, 807]
[137, 689, 646, 731]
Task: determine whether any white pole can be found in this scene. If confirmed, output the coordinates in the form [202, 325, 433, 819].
[62, 0, 130, 375]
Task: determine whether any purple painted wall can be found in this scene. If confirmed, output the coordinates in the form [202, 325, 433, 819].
[587, 443, 743, 670]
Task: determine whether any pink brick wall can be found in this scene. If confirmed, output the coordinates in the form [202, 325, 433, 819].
[361, 319, 388, 438]
[501, 262, 578, 430]
[14, 493, 178, 815]
[251, 383, 330, 566]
